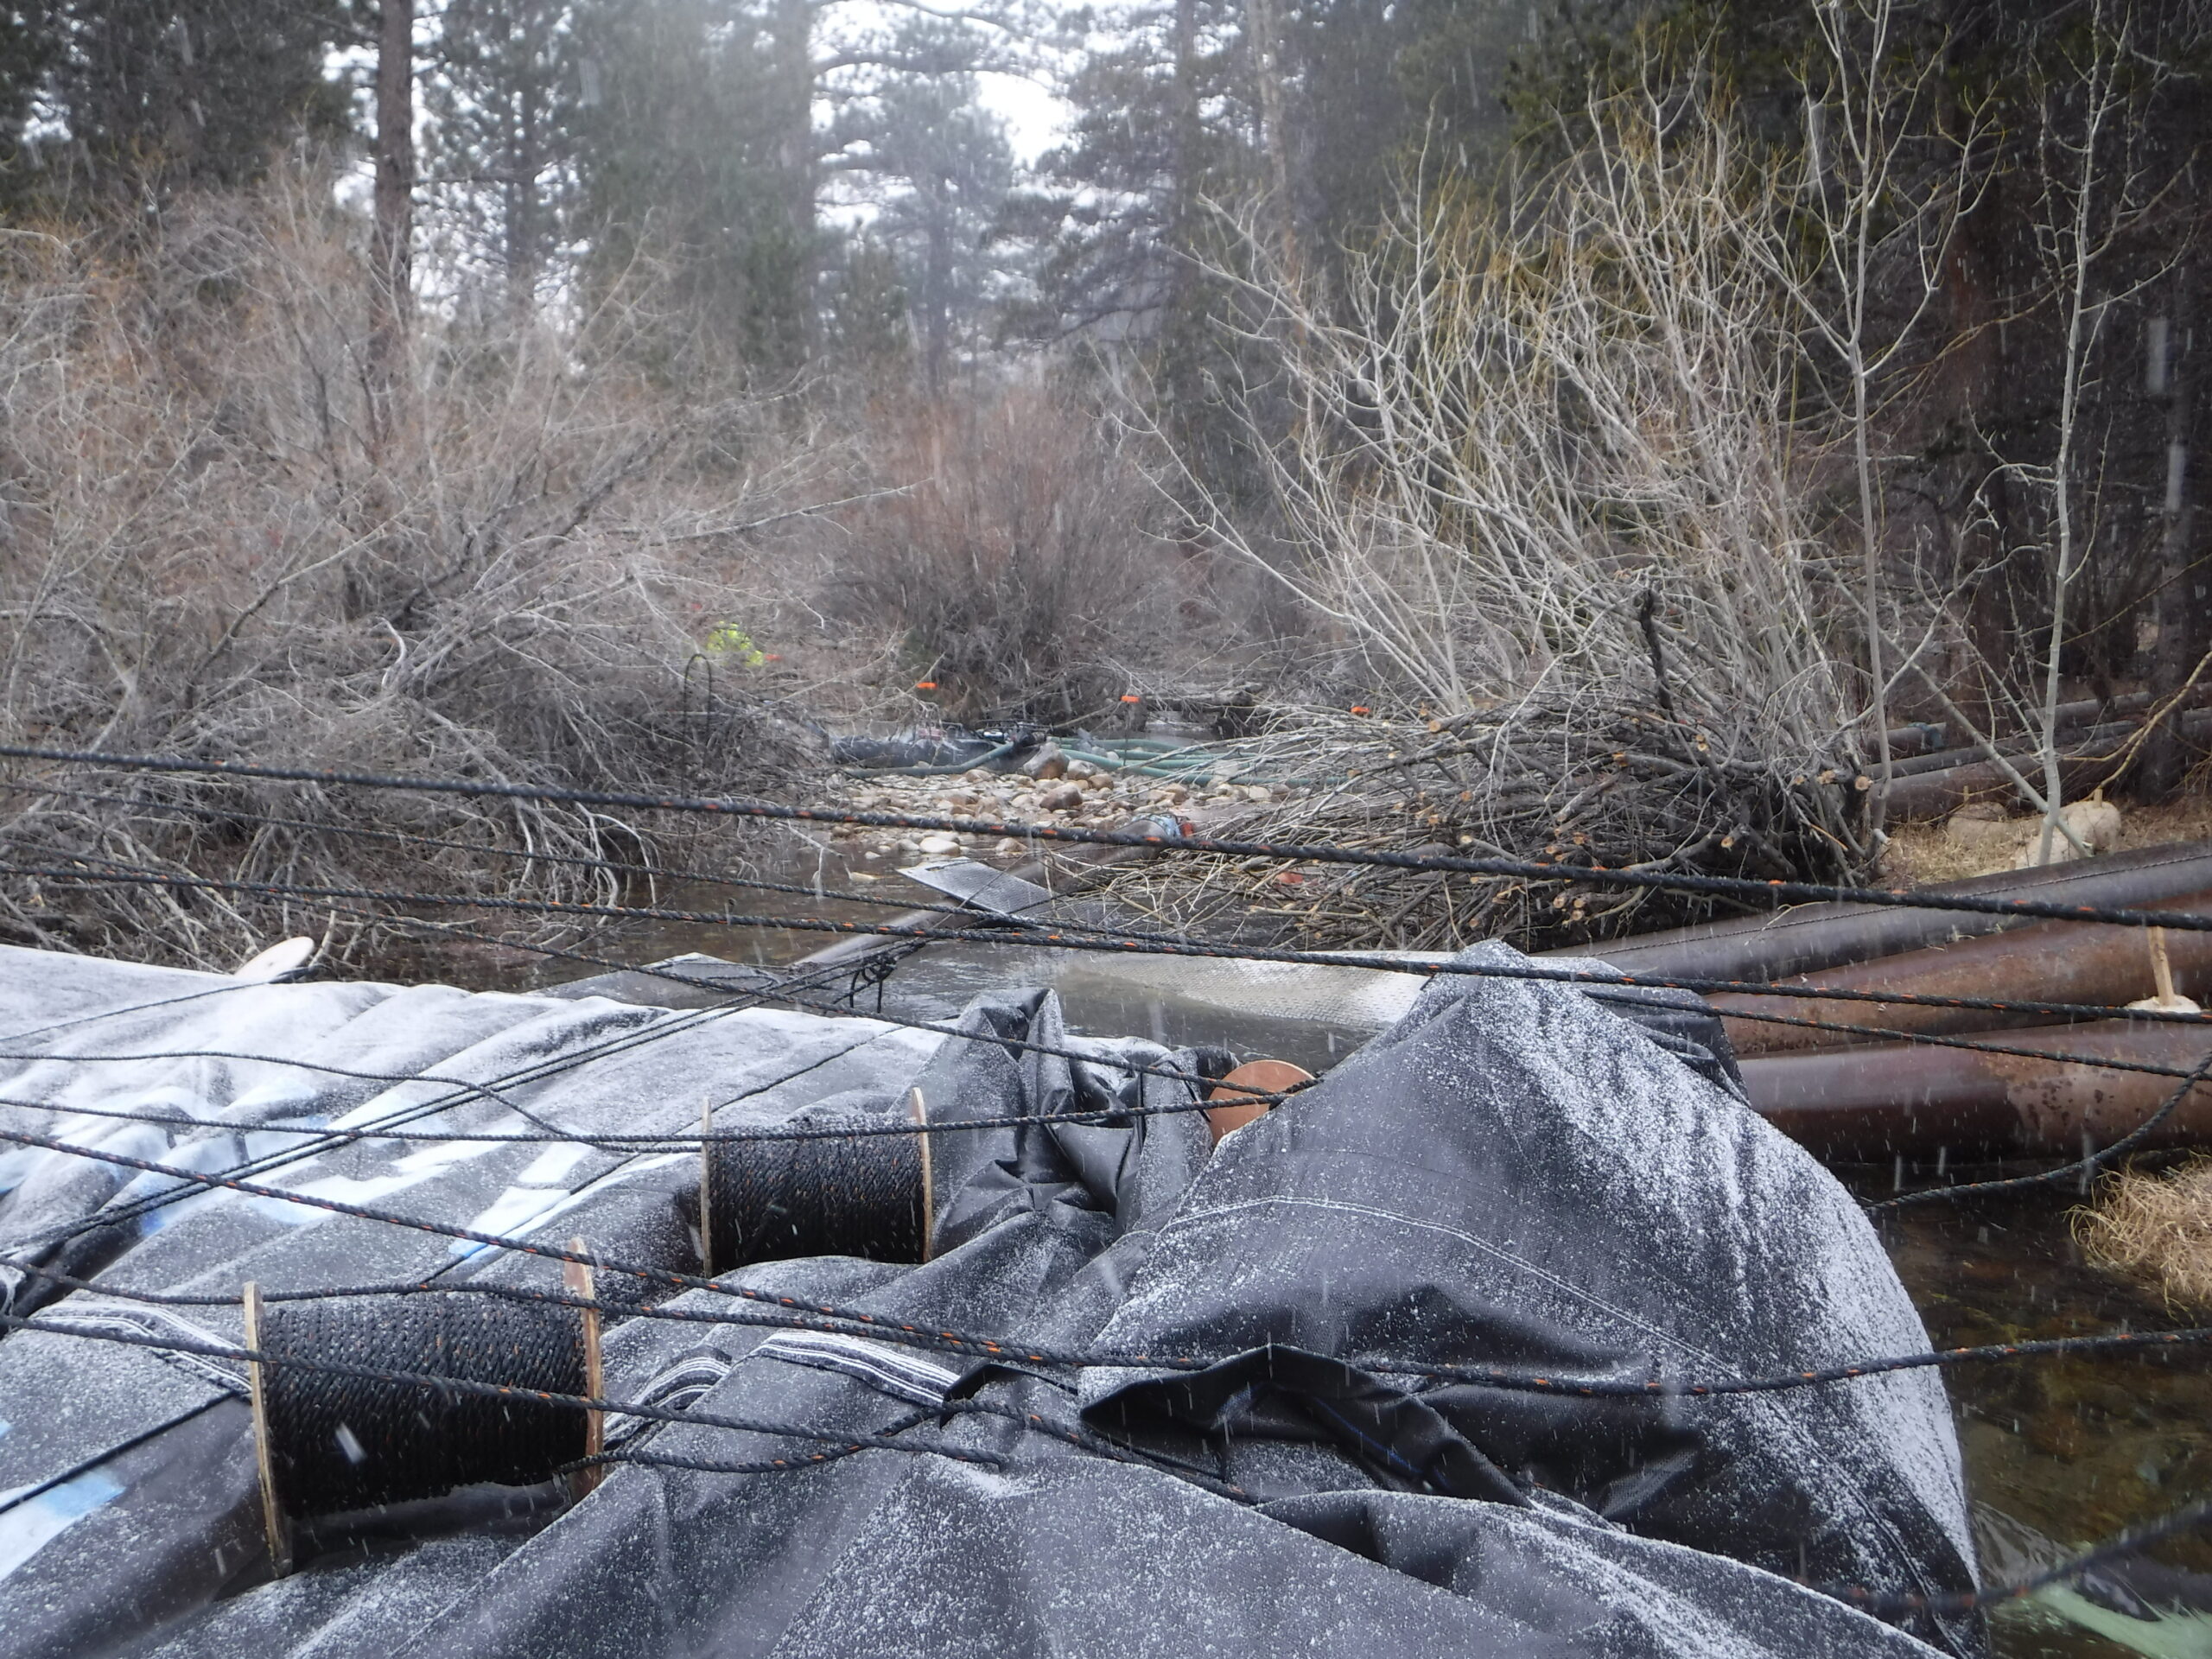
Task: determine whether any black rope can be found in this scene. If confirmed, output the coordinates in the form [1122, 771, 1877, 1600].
[258, 1293, 593, 1514]
[0, 1090, 1231, 1146]
[1820, 1490, 2212, 1617]
[6, 741, 2210, 931]
[702, 1113, 925, 1274]
[13, 1128, 2212, 1399]
[6, 930, 925, 1253]
[1870, 1046, 2212, 1211]
[0, 1309, 1000, 1466]
[0, 775, 1018, 921]
[15, 1283, 2203, 1621]
[15, 856, 2212, 1032]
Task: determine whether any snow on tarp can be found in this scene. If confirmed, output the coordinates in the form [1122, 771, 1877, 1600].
[0, 941, 1981, 1657]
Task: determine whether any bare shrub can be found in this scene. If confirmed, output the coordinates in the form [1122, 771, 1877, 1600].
[1113, 65, 1878, 949]
[0, 173, 823, 974]
[823, 388, 1178, 725]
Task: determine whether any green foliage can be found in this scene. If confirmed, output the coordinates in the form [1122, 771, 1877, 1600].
[833, 23, 1018, 393]
[827, 235, 915, 383]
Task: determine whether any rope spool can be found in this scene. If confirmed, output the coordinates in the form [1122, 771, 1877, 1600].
[700, 1110, 926, 1276]
[245, 1278, 599, 1573]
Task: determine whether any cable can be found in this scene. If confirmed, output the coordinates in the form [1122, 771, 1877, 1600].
[0, 1310, 1001, 1466]
[0, 775, 1001, 919]
[16, 857, 2212, 1033]
[16, 1273, 2208, 1623]
[6, 946, 902, 1252]
[7, 741, 2212, 932]
[1869, 1046, 2212, 1212]
[1821, 1489, 2212, 1618]
[0, 1088, 1229, 1147]
[12, 1129, 2212, 1401]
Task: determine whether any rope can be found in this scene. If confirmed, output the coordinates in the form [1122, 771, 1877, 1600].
[0, 776, 996, 919]
[14, 1292, 2200, 1624]
[1820, 1490, 2212, 1618]
[0, 1090, 1231, 1146]
[258, 1292, 591, 1514]
[3, 965, 866, 1253]
[0, 1309, 999, 1465]
[1870, 1046, 2212, 1211]
[13, 1127, 2212, 1399]
[7, 741, 2211, 931]
[16, 856, 2212, 1032]
[702, 1114, 925, 1274]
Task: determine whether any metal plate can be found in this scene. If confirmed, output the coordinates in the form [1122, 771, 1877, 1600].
[895, 858, 1053, 916]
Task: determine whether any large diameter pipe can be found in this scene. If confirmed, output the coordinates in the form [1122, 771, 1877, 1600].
[1545, 839, 2212, 986]
[1713, 890, 2212, 1057]
[1739, 1020, 2212, 1160]
[1886, 709, 2212, 819]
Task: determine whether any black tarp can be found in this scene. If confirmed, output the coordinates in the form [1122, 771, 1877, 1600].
[0, 942, 1979, 1656]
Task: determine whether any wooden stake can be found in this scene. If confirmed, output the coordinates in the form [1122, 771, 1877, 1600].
[909, 1087, 933, 1262]
[2151, 926, 2178, 1006]
[564, 1238, 603, 1498]
[243, 1281, 292, 1577]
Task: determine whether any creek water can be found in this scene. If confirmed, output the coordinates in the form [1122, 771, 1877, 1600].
[427, 849, 2212, 1659]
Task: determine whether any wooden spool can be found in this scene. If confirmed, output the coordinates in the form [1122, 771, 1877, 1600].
[564, 1236, 604, 1498]
[909, 1087, 934, 1263]
[243, 1281, 293, 1578]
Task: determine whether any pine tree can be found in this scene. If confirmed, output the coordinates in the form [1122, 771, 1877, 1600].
[429, 0, 582, 314]
[34, 0, 350, 205]
[833, 25, 1018, 394]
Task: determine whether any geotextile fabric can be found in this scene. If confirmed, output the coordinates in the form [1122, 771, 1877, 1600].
[0, 941, 1979, 1657]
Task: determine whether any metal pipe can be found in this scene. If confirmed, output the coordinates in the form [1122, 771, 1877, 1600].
[1886, 709, 2212, 818]
[1713, 889, 2212, 1056]
[1544, 839, 2212, 985]
[1740, 1020, 2212, 1161]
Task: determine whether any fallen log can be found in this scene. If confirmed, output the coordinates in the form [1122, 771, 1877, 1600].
[1713, 890, 2212, 1056]
[1740, 1019, 2212, 1160]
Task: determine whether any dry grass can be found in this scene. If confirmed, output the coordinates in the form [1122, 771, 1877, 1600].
[2078, 1157, 2212, 1311]
[1881, 790, 2212, 888]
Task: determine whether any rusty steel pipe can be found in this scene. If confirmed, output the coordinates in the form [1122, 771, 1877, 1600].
[1885, 708, 2212, 819]
[1713, 890, 2212, 1057]
[1738, 1020, 2212, 1161]
[1544, 839, 2212, 986]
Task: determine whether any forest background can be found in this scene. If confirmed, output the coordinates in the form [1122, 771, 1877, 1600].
[0, 0, 2207, 969]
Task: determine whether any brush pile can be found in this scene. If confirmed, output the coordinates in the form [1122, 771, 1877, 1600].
[0, 185, 822, 974]
[1103, 692, 1872, 953]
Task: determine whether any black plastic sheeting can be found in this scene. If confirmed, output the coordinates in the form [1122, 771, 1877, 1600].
[826, 727, 1041, 772]
[0, 942, 1980, 1657]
